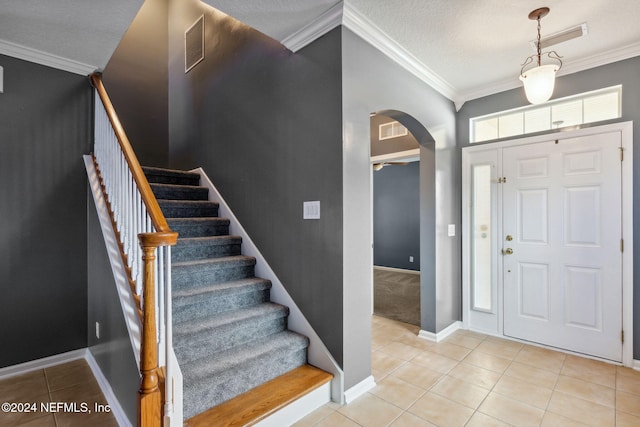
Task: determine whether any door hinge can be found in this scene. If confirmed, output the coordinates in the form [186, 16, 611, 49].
[619, 147, 624, 161]
[621, 330, 625, 343]
[621, 239, 624, 253]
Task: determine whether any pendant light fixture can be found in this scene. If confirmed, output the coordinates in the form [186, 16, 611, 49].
[520, 7, 563, 104]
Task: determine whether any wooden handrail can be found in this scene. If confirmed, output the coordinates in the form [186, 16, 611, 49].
[90, 73, 171, 233]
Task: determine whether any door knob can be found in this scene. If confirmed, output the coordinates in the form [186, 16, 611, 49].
[506, 235, 513, 241]
[502, 248, 513, 255]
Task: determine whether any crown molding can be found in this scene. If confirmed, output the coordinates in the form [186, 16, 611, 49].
[281, 2, 344, 52]
[0, 39, 96, 75]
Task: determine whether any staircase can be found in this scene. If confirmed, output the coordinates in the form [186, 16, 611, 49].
[143, 166, 329, 423]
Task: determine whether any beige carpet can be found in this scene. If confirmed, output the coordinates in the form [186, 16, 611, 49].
[373, 268, 420, 326]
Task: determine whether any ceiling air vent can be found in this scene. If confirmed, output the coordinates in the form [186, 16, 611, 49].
[530, 22, 588, 50]
[185, 15, 204, 73]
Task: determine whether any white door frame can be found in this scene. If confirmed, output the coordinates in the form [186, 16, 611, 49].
[462, 121, 634, 366]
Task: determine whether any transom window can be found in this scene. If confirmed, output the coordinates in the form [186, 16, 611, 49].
[470, 85, 621, 143]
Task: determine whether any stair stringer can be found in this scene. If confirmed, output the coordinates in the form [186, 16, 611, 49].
[84, 155, 141, 367]
[192, 167, 345, 405]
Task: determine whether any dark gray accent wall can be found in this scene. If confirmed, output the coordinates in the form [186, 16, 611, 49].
[342, 27, 458, 387]
[167, 3, 344, 365]
[373, 162, 420, 271]
[0, 55, 91, 368]
[457, 55, 640, 360]
[102, 0, 169, 167]
[87, 190, 138, 424]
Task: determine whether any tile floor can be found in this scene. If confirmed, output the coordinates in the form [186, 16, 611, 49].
[295, 315, 640, 427]
[0, 359, 118, 427]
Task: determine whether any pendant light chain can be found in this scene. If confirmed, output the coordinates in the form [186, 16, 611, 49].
[536, 15, 542, 67]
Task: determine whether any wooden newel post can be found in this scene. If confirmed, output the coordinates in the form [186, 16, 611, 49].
[137, 232, 178, 427]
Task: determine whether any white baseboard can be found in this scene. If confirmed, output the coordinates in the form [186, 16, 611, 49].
[0, 349, 86, 379]
[633, 359, 640, 371]
[373, 265, 420, 275]
[85, 351, 132, 427]
[343, 375, 376, 404]
[418, 321, 463, 343]
[255, 381, 330, 427]
[0, 349, 131, 427]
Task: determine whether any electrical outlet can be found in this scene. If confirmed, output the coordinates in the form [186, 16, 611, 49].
[409, 256, 414, 262]
[95, 322, 101, 339]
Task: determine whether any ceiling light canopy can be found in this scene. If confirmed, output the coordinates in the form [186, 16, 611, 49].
[520, 7, 563, 104]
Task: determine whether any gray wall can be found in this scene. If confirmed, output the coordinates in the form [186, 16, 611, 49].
[102, 0, 169, 168]
[342, 27, 459, 387]
[0, 55, 91, 367]
[167, 1, 345, 366]
[87, 191, 138, 424]
[457, 55, 640, 359]
[373, 162, 420, 271]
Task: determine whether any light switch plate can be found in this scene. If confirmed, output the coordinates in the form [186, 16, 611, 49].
[303, 201, 320, 219]
[448, 224, 455, 237]
[0, 66, 3, 93]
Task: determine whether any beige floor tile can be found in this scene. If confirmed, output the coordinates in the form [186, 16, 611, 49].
[465, 411, 512, 427]
[555, 375, 615, 407]
[442, 332, 483, 350]
[616, 366, 640, 380]
[616, 410, 640, 427]
[338, 393, 404, 426]
[616, 390, 640, 417]
[0, 370, 48, 401]
[429, 375, 489, 409]
[410, 351, 458, 374]
[561, 355, 616, 388]
[492, 375, 552, 409]
[455, 329, 488, 340]
[540, 411, 589, 427]
[315, 410, 362, 427]
[15, 414, 57, 427]
[476, 339, 522, 360]
[391, 362, 443, 390]
[514, 345, 565, 373]
[372, 350, 407, 374]
[463, 349, 512, 373]
[372, 334, 396, 350]
[408, 392, 473, 427]
[547, 390, 615, 426]
[616, 372, 640, 396]
[292, 404, 336, 426]
[370, 375, 426, 410]
[428, 342, 471, 361]
[44, 359, 94, 392]
[0, 394, 51, 427]
[504, 361, 559, 389]
[372, 368, 389, 383]
[447, 362, 501, 390]
[379, 342, 424, 361]
[389, 412, 437, 427]
[395, 336, 436, 352]
[54, 409, 119, 427]
[478, 392, 544, 427]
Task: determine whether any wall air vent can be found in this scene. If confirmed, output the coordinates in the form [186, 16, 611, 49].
[185, 15, 204, 73]
[379, 121, 408, 140]
[530, 23, 588, 50]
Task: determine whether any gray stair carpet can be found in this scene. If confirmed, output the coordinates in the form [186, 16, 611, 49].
[142, 166, 309, 420]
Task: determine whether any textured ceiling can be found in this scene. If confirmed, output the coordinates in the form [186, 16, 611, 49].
[1, 0, 639, 102]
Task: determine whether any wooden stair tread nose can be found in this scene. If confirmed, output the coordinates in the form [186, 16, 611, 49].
[184, 365, 333, 427]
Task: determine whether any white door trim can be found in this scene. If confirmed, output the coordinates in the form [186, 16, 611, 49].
[462, 121, 634, 366]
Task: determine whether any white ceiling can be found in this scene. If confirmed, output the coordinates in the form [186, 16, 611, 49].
[1, 0, 639, 104]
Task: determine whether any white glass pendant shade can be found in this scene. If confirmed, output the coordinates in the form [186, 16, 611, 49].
[520, 64, 558, 104]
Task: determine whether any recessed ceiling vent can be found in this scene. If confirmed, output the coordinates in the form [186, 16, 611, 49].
[185, 15, 204, 73]
[530, 22, 588, 50]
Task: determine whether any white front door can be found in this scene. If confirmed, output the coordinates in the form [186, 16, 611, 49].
[502, 132, 623, 361]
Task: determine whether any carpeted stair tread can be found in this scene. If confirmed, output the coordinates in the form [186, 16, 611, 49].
[172, 278, 272, 323]
[174, 302, 288, 338]
[143, 166, 200, 186]
[173, 235, 242, 262]
[150, 182, 209, 201]
[181, 331, 309, 418]
[166, 217, 229, 237]
[172, 255, 257, 289]
[158, 199, 219, 218]
[173, 303, 290, 364]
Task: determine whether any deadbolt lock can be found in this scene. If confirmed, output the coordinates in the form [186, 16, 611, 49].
[506, 235, 513, 241]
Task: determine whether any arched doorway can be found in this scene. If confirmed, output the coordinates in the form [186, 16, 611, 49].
[370, 109, 435, 331]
